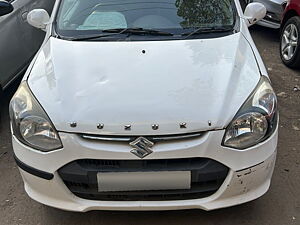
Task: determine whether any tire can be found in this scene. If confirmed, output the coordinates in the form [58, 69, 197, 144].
[280, 16, 300, 69]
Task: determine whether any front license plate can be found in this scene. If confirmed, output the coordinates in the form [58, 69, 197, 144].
[97, 171, 191, 192]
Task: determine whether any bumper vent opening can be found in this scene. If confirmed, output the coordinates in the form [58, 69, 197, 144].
[58, 158, 229, 201]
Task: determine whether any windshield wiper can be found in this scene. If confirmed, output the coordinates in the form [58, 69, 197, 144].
[67, 32, 123, 41]
[67, 27, 173, 41]
[102, 27, 174, 36]
[182, 26, 235, 39]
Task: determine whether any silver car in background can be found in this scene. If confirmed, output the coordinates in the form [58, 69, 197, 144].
[244, 0, 287, 28]
[0, 0, 55, 91]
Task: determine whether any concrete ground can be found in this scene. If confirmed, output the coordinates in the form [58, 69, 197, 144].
[0, 26, 299, 225]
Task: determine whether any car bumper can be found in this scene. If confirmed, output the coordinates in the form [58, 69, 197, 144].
[12, 129, 278, 211]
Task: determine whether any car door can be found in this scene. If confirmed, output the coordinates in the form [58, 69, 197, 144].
[0, 0, 29, 89]
[0, 0, 55, 90]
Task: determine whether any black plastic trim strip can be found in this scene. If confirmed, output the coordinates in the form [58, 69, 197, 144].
[13, 154, 54, 180]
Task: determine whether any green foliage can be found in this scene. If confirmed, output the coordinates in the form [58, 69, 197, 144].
[175, 0, 234, 28]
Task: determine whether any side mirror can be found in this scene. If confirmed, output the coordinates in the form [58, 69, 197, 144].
[27, 9, 50, 31]
[0, 1, 13, 17]
[244, 2, 266, 27]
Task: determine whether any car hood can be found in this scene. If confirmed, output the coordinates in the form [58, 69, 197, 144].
[28, 34, 261, 135]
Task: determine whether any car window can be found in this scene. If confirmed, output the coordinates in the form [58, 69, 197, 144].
[55, 0, 237, 40]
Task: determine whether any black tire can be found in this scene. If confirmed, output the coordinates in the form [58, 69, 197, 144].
[280, 16, 300, 69]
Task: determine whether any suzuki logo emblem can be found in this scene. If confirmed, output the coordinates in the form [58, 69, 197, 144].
[130, 137, 154, 158]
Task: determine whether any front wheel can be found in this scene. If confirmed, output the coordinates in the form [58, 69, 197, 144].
[280, 16, 300, 69]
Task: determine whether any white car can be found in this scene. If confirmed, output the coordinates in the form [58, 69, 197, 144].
[10, 0, 278, 211]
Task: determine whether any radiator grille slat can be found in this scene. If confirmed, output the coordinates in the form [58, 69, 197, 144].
[80, 131, 205, 143]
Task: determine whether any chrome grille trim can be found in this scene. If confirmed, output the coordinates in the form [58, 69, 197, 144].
[80, 132, 205, 143]
[81, 135, 132, 142]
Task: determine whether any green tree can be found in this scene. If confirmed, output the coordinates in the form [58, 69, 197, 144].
[175, 0, 233, 28]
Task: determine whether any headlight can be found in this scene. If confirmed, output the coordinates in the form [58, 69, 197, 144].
[9, 82, 62, 152]
[223, 76, 278, 149]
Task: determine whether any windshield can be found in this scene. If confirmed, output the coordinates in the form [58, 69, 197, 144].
[55, 0, 237, 40]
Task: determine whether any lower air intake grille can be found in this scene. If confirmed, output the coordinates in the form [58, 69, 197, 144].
[58, 158, 229, 201]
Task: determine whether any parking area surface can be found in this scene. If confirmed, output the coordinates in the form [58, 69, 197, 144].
[0, 26, 299, 225]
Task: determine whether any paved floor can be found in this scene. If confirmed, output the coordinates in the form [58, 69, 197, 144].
[0, 26, 299, 225]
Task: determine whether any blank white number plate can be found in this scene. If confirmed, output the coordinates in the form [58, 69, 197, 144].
[97, 171, 191, 192]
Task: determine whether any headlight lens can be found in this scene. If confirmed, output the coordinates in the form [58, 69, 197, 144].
[9, 82, 62, 152]
[223, 76, 278, 149]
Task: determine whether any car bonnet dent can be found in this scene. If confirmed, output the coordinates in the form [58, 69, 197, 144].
[28, 33, 261, 135]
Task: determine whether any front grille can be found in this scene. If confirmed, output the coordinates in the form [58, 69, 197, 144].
[80, 131, 205, 143]
[58, 158, 229, 201]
